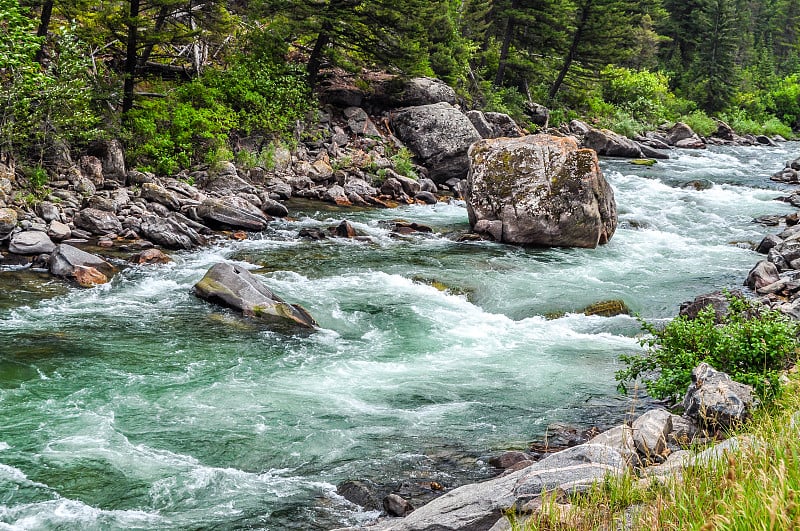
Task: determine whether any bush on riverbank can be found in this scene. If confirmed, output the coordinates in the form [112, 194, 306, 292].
[616, 294, 800, 403]
[512, 375, 800, 530]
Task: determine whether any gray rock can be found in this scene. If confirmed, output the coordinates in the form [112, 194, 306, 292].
[581, 128, 644, 158]
[343, 177, 378, 198]
[126, 170, 156, 186]
[391, 102, 481, 183]
[681, 363, 757, 429]
[383, 494, 414, 517]
[337, 480, 382, 511]
[418, 178, 438, 193]
[678, 290, 742, 322]
[196, 162, 254, 194]
[36, 201, 60, 222]
[73, 176, 96, 196]
[745, 260, 781, 291]
[79, 155, 104, 187]
[140, 214, 206, 250]
[514, 444, 628, 497]
[466, 134, 617, 248]
[415, 191, 438, 204]
[525, 102, 550, 128]
[569, 119, 592, 136]
[260, 197, 289, 217]
[97, 139, 126, 182]
[466, 110, 495, 139]
[675, 137, 707, 149]
[193, 262, 317, 329]
[668, 415, 697, 446]
[344, 107, 382, 137]
[756, 234, 783, 254]
[47, 220, 71, 241]
[632, 409, 672, 458]
[197, 196, 271, 231]
[665, 122, 700, 145]
[484, 112, 524, 138]
[393, 77, 457, 106]
[354, 467, 523, 531]
[588, 425, 639, 466]
[50, 244, 115, 278]
[638, 143, 670, 160]
[9, 231, 56, 255]
[488, 451, 531, 470]
[140, 182, 181, 210]
[73, 208, 123, 235]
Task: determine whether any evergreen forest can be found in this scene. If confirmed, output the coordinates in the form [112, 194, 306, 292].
[2, 0, 800, 174]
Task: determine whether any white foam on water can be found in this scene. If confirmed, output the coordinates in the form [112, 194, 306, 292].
[0, 499, 160, 530]
[0, 443, 9, 451]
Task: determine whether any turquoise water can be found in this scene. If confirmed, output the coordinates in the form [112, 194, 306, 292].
[0, 143, 797, 529]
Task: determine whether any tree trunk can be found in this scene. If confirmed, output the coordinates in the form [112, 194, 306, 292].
[548, 0, 591, 103]
[494, 0, 518, 87]
[307, 22, 333, 89]
[35, 0, 54, 63]
[123, 0, 141, 113]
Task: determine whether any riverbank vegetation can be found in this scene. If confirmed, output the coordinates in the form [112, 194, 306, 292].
[616, 293, 800, 403]
[512, 372, 800, 530]
[2, 0, 800, 176]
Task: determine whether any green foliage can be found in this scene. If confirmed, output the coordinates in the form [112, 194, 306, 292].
[766, 73, 800, 127]
[391, 147, 418, 179]
[0, 4, 101, 162]
[125, 54, 310, 175]
[679, 110, 717, 137]
[616, 294, 800, 403]
[28, 165, 48, 189]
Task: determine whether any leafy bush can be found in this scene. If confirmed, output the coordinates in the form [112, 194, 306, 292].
[766, 74, 800, 128]
[616, 294, 800, 403]
[598, 109, 645, 138]
[679, 110, 717, 137]
[126, 52, 310, 175]
[391, 147, 418, 179]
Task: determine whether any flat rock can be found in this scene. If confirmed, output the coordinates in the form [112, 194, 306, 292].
[193, 262, 317, 329]
[9, 231, 56, 255]
[197, 196, 271, 231]
[73, 207, 122, 235]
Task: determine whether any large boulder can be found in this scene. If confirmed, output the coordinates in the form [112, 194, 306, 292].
[193, 262, 317, 329]
[666, 122, 706, 149]
[681, 363, 757, 429]
[140, 214, 206, 250]
[391, 102, 481, 183]
[8, 231, 56, 255]
[391, 77, 457, 106]
[581, 128, 644, 158]
[197, 196, 271, 231]
[465, 135, 617, 248]
[73, 208, 123, 235]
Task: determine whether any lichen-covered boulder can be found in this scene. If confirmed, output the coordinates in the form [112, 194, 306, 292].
[391, 102, 481, 183]
[466, 135, 617, 248]
[193, 263, 317, 329]
[0, 207, 17, 240]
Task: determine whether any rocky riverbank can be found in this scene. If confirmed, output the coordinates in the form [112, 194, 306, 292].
[0, 75, 796, 530]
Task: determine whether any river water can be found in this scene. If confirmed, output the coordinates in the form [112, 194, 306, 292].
[0, 143, 797, 530]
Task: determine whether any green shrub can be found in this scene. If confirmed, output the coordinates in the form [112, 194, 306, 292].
[598, 109, 645, 138]
[616, 294, 800, 403]
[391, 147, 418, 179]
[766, 73, 800, 128]
[125, 53, 311, 175]
[679, 110, 717, 137]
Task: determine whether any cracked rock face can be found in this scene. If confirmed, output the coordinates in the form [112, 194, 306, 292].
[465, 134, 617, 248]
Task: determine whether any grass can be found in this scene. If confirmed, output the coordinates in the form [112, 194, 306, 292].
[508, 372, 800, 530]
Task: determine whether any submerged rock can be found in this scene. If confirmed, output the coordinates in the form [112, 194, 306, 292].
[466, 134, 617, 248]
[193, 262, 317, 329]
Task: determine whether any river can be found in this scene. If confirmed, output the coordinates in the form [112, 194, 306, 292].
[0, 143, 797, 529]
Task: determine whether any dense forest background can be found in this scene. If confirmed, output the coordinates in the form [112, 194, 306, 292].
[2, 0, 800, 176]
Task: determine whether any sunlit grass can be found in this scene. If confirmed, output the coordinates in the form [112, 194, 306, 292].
[505, 374, 800, 530]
